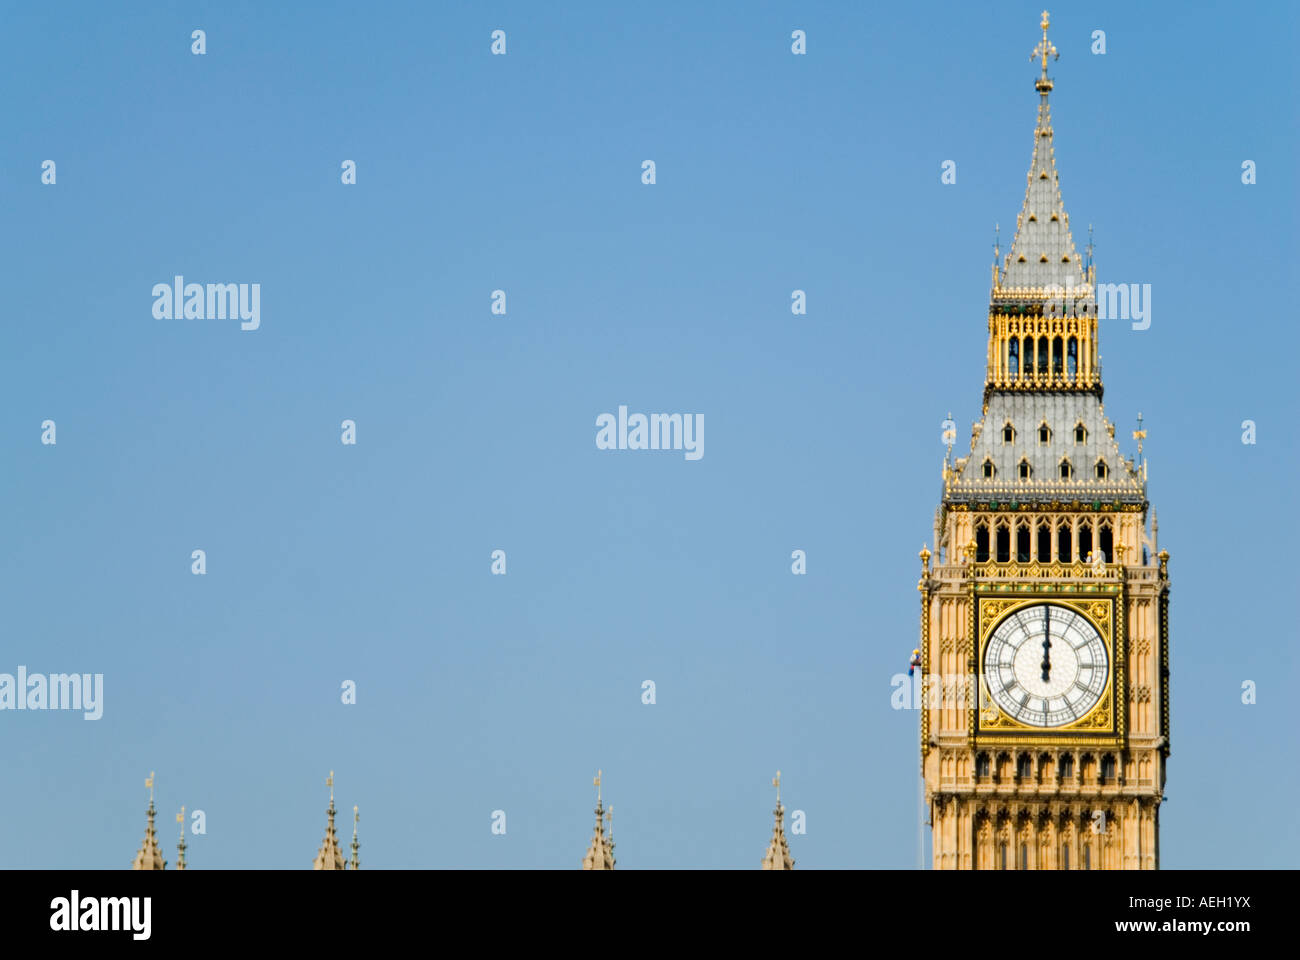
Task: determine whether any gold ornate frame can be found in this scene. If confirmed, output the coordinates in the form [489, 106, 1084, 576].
[969, 587, 1127, 749]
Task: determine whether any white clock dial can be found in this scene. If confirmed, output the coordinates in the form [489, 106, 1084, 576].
[983, 603, 1108, 728]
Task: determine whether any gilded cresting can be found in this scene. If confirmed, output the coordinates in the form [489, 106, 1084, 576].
[918, 12, 1170, 871]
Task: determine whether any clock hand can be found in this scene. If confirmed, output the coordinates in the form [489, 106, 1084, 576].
[1040, 605, 1052, 682]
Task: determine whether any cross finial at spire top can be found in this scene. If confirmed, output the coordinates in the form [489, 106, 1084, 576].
[1031, 10, 1058, 93]
[772, 770, 782, 805]
[594, 769, 602, 805]
[145, 771, 155, 804]
[327, 770, 335, 804]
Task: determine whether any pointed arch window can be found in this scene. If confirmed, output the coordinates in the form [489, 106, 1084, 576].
[1052, 336, 1064, 374]
[983, 458, 996, 479]
[1037, 336, 1049, 373]
[975, 523, 990, 563]
[995, 523, 1011, 563]
[1016, 753, 1032, 780]
[1059, 458, 1073, 480]
[1099, 522, 1113, 563]
[1017, 523, 1031, 563]
[1038, 422, 1051, 444]
[1057, 523, 1072, 562]
[1037, 522, 1052, 562]
[1074, 423, 1087, 444]
[1067, 337, 1078, 378]
[1100, 755, 1117, 784]
[1095, 459, 1108, 479]
[1008, 338, 1020, 377]
[1003, 423, 1015, 444]
[1019, 458, 1032, 480]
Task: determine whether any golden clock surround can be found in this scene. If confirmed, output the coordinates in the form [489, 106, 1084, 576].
[969, 590, 1127, 749]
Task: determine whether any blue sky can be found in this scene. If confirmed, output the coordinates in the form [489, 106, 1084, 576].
[2, 0, 1296, 868]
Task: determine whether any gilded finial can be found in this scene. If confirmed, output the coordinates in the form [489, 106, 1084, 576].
[1133, 412, 1146, 455]
[594, 769, 602, 805]
[145, 771, 155, 804]
[176, 806, 187, 870]
[327, 770, 334, 804]
[1031, 10, 1058, 93]
[350, 805, 360, 870]
[762, 771, 794, 869]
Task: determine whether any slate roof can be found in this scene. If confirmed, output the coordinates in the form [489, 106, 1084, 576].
[947, 391, 1144, 504]
[998, 91, 1087, 294]
[945, 72, 1144, 507]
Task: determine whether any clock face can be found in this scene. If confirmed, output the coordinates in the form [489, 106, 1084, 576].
[983, 603, 1108, 728]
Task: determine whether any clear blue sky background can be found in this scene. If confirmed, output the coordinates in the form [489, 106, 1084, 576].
[2, 0, 1296, 869]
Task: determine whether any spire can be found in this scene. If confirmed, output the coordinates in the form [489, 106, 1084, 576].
[997, 10, 1086, 296]
[581, 770, 615, 870]
[132, 772, 166, 870]
[350, 805, 361, 870]
[176, 806, 187, 871]
[313, 771, 346, 870]
[761, 771, 795, 870]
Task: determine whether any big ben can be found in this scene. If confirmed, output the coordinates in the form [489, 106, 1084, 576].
[919, 12, 1170, 870]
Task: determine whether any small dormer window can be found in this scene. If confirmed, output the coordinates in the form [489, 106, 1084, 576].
[1028, 213, 1037, 222]
[1019, 459, 1032, 480]
[1003, 424, 1015, 444]
[1059, 459, 1073, 480]
[1095, 460, 1108, 479]
[1017, 254, 1027, 262]
[1050, 213, 1059, 222]
[1074, 424, 1087, 444]
[1038, 424, 1051, 444]
[983, 459, 995, 479]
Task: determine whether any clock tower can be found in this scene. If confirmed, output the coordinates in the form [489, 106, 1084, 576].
[919, 11, 1170, 870]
